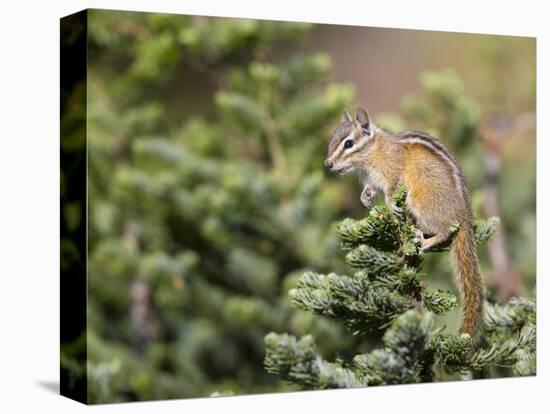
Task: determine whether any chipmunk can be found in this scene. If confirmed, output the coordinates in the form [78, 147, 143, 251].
[325, 108, 484, 337]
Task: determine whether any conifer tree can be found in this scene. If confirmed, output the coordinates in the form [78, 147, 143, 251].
[264, 187, 536, 387]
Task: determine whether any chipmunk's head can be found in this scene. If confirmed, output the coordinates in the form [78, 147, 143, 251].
[325, 108, 376, 174]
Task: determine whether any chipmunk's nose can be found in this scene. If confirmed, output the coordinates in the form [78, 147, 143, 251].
[324, 159, 334, 170]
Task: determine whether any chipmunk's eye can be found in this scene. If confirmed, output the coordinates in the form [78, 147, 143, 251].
[344, 139, 354, 149]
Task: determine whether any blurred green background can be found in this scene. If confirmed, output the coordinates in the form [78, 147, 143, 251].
[67, 9, 535, 403]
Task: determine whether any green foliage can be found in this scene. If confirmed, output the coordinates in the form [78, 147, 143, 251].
[84, 10, 358, 403]
[264, 333, 367, 389]
[338, 207, 401, 252]
[264, 187, 536, 388]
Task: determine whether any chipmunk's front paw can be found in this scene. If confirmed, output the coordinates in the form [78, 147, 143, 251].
[360, 192, 373, 208]
[360, 186, 374, 208]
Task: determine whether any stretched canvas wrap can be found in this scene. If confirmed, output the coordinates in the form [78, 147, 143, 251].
[60, 8, 536, 405]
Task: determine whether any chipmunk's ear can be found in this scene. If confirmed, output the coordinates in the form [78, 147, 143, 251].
[355, 107, 373, 136]
[341, 110, 353, 126]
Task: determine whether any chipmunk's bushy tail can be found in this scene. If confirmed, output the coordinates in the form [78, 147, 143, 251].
[450, 221, 484, 338]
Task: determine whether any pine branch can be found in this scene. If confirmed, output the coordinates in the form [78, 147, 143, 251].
[354, 311, 434, 385]
[422, 289, 458, 314]
[289, 271, 413, 334]
[264, 333, 368, 389]
[265, 185, 536, 389]
[337, 207, 400, 251]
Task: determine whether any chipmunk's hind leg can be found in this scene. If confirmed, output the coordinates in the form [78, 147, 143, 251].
[414, 230, 449, 253]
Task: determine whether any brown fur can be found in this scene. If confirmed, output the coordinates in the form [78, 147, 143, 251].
[326, 109, 485, 337]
